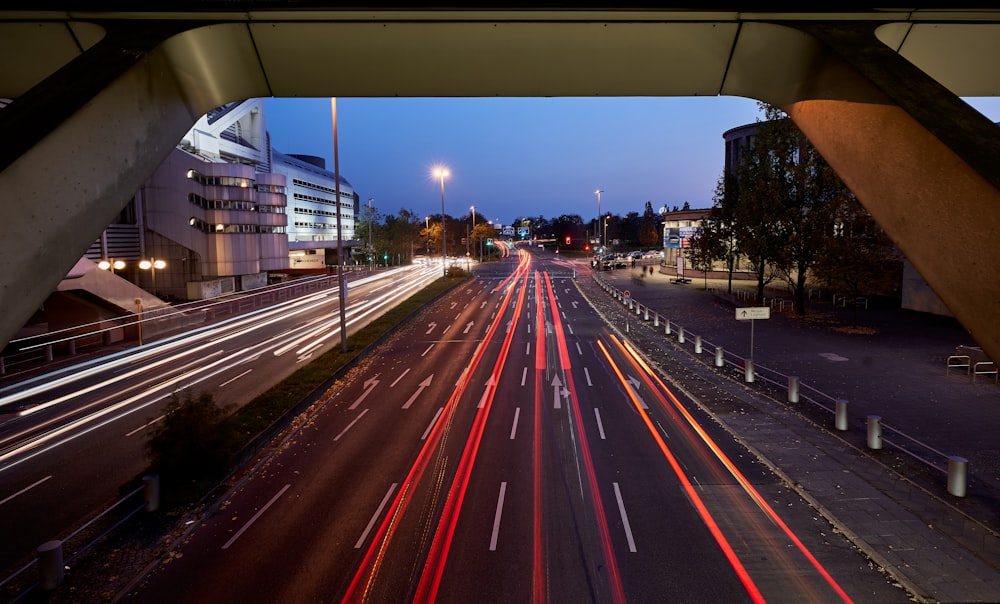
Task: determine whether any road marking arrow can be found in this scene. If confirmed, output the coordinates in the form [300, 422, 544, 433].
[477, 375, 497, 408]
[625, 375, 648, 409]
[426, 322, 438, 334]
[350, 376, 380, 409]
[402, 374, 433, 409]
[464, 321, 475, 334]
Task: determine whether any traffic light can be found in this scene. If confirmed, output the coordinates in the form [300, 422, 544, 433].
[565, 236, 571, 244]
[486, 238, 493, 246]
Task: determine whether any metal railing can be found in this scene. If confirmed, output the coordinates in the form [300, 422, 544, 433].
[593, 274, 972, 498]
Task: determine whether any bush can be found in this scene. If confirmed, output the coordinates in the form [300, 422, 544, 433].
[145, 391, 241, 497]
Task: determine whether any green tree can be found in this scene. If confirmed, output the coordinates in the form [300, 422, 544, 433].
[145, 391, 241, 495]
[812, 195, 903, 324]
[700, 173, 741, 293]
[639, 201, 660, 248]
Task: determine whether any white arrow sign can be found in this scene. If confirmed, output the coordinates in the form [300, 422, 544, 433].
[464, 321, 475, 334]
[478, 375, 497, 408]
[626, 375, 648, 409]
[426, 322, 438, 334]
[402, 375, 433, 409]
[350, 376, 380, 409]
[736, 307, 770, 320]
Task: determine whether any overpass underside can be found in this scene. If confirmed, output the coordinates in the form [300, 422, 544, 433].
[1, 8, 999, 361]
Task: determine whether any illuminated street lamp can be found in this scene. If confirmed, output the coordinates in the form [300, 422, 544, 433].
[595, 189, 603, 248]
[98, 259, 126, 274]
[433, 167, 450, 277]
[425, 215, 430, 256]
[139, 258, 166, 296]
[603, 215, 609, 253]
[469, 205, 476, 257]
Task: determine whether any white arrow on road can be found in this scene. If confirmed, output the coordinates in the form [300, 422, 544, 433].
[551, 374, 569, 409]
[350, 376, 380, 409]
[464, 321, 475, 334]
[402, 375, 434, 409]
[572, 301, 578, 309]
[477, 375, 497, 408]
[625, 375, 648, 409]
[426, 322, 438, 335]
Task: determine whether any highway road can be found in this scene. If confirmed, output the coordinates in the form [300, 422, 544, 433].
[0, 265, 440, 575]
[117, 246, 909, 603]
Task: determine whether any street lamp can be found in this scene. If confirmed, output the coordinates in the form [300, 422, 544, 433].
[603, 216, 609, 253]
[595, 189, 603, 248]
[367, 197, 375, 268]
[139, 258, 166, 296]
[425, 215, 430, 256]
[433, 167, 450, 277]
[469, 205, 475, 258]
[98, 259, 126, 274]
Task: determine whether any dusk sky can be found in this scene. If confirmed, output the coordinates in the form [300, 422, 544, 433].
[263, 96, 1000, 228]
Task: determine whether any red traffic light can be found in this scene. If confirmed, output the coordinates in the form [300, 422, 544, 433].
[565, 236, 571, 244]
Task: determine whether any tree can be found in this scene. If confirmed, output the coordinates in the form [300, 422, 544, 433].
[145, 391, 241, 495]
[812, 195, 903, 324]
[639, 201, 659, 248]
[699, 174, 741, 293]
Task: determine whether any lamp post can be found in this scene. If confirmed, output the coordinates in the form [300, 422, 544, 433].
[425, 215, 430, 256]
[469, 205, 475, 258]
[433, 167, 449, 277]
[603, 216, 609, 253]
[367, 197, 374, 268]
[595, 189, 603, 249]
[139, 258, 166, 296]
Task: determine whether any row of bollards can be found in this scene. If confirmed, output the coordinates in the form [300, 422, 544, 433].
[600, 278, 970, 499]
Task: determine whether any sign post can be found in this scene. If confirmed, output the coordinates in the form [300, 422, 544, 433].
[735, 306, 770, 360]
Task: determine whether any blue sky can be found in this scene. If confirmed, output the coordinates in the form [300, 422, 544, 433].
[264, 96, 1000, 228]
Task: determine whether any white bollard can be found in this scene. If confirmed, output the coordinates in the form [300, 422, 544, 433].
[948, 456, 968, 497]
[678, 328, 685, 344]
[694, 335, 702, 354]
[788, 376, 800, 403]
[654, 314, 659, 327]
[867, 415, 882, 449]
[665, 320, 671, 335]
[835, 399, 849, 431]
[715, 346, 724, 367]
[744, 359, 754, 383]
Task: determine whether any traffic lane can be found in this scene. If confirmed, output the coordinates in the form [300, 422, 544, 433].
[595, 330, 911, 603]
[122, 335, 490, 602]
[123, 273, 519, 602]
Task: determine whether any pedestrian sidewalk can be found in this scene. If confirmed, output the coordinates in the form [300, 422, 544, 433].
[576, 262, 1000, 603]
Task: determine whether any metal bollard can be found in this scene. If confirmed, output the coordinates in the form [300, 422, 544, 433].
[636, 303, 641, 316]
[144, 474, 161, 512]
[694, 335, 702, 354]
[644, 307, 649, 321]
[654, 313, 659, 327]
[788, 376, 800, 403]
[37, 540, 64, 590]
[835, 399, 849, 431]
[948, 456, 968, 497]
[678, 328, 685, 344]
[714, 346, 724, 367]
[867, 415, 882, 449]
[744, 359, 754, 383]
[665, 320, 671, 335]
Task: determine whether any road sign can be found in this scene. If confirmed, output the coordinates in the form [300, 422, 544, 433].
[624, 290, 631, 298]
[736, 307, 770, 320]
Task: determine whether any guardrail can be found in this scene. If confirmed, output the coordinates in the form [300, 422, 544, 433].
[0, 477, 159, 598]
[593, 274, 972, 499]
[0, 273, 345, 377]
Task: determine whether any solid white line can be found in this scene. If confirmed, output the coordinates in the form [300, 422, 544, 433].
[334, 408, 369, 441]
[422, 408, 444, 440]
[355, 483, 398, 549]
[390, 368, 411, 387]
[0, 475, 51, 506]
[126, 415, 165, 437]
[219, 368, 253, 387]
[489, 482, 508, 551]
[510, 408, 520, 439]
[222, 483, 291, 550]
[613, 482, 637, 552]
[594, 408, 606, 440]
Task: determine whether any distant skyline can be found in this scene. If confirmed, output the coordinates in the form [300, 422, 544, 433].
[263, 96, 1000, 228]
